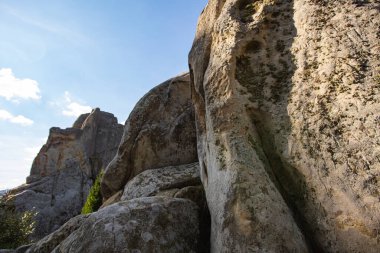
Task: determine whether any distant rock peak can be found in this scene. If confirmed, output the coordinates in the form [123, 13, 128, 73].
[7, 108, 123, 239]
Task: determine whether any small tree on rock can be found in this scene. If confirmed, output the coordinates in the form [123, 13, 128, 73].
[81, 170, 104, 214]
[0, 193, 36, 249]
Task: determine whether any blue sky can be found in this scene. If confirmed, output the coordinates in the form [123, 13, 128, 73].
[0, 0, 207, 189]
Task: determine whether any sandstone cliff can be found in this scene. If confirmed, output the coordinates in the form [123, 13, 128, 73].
[189, 0, 380, 252]
[5, 109, 123, 239]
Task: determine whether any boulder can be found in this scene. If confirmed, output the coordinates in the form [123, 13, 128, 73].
[26, 215, 88, 253]
[189, 0, 380, 252]
[6, 109, 123, 239]
[120, 162, 201, 201]
[116, 162, 210, 253]
[28, 197, 201, 253]
[101, 73, 198, 199]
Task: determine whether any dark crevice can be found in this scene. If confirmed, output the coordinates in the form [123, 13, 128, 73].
[201, 160, 208, 186]
[234, 0, 324, 251]
[197, 195, 211, 253]
[50, 171, 59, 207]
[159, 178, 202, 193]
[251, 115, 323, 252]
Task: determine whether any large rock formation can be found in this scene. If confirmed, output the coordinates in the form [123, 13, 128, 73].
[6, 73, 207, 252]
[3, 1, 380, 252]
[19, 162, 209, 253]
[189, 0, 380, 252]
[102, 73, 198, 199]
[26, 197, 201, 253]
[6, 109, 123, 239]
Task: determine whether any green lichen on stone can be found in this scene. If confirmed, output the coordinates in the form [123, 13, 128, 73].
[236, 55, 267, 103]
[239, 0, 274, 23]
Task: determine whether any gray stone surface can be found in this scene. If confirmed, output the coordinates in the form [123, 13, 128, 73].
[121, 163, 201, 201]
[37, 197, 200, 253]
[6, 109, 123, 239]
[26, 215, 88, 253]
[101, 73, 198, 199]
[189, 0, 380, 252]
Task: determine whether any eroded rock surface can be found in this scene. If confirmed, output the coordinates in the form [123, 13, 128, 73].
[6, 109, 123, 239]
[121, 162, 201, 201]
[102, 73, 198, 199]
[189, 0, 380, 252]
[114, 162, 210, 253]
[28, 197, 200, 253]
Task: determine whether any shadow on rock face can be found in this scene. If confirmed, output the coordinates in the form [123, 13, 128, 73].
[189, 0, 380, 252]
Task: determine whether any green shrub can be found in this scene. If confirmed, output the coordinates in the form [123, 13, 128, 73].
[0, 195, 36, 249]
[81, 171, 104, 214]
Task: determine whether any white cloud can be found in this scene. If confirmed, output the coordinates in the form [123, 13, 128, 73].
[0, 109, 33, 126]
[61, 91, 92, 117]
[62, 102, 92, 117]
[0, 68, 41, 101]
[0, 135, 47, 189]
[24, 146, 42, 162]
[0, 109, 12, 119]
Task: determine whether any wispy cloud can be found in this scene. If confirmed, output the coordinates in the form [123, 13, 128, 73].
[0, 68, 41, 102]
[2, 5, 93, 47]
[0, 109, 33, 126]
[61, 91, 92, 117]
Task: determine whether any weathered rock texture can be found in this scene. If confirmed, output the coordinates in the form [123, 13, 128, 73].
[26, 197, 201, 253]
[6, 109, 123, 239]
[102, 73, 198, 199]
[26, 214, 89, 253]
[189, 0, 380, 252]
[121, 162, 201, 201]
[116, 162, 210, 253]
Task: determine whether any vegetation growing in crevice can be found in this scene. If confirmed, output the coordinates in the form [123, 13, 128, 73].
[0, 194, 36, 249]
[81, 170, 104, 214]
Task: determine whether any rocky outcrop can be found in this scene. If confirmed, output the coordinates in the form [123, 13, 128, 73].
[6, 109, 123, 239]
[4, 1, 378, 252]
[7, 71, 207, 252]
[26, 197, 201, 253]
[121, 162, 201, 201]
[5, 161, 209, 253]
[189, 0, 380, 252]
[101, 73, 198, 199]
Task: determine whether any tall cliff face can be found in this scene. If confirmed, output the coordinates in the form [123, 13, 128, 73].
[101, 73, 198, 199]
[7, 109, 123, 239]
[189, 0, 380, 252]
